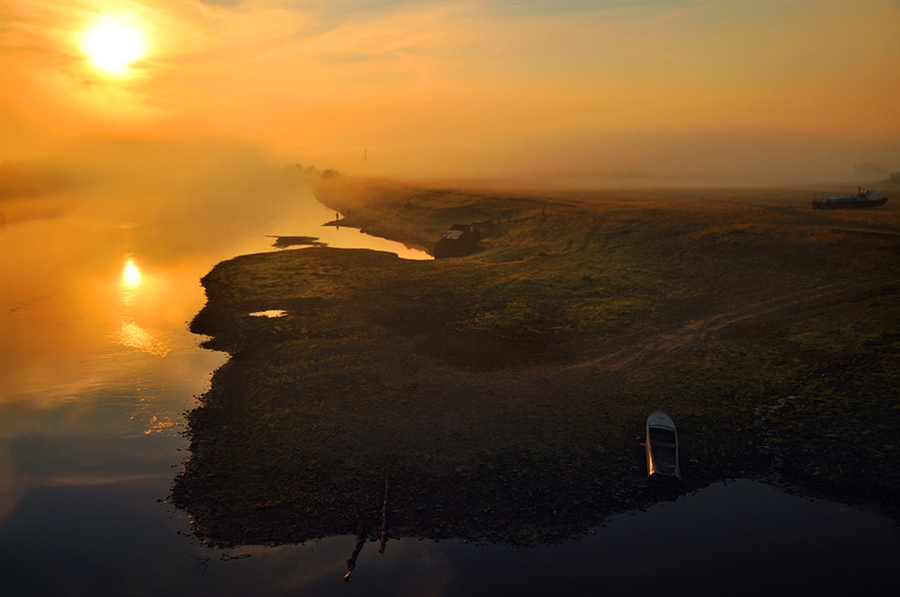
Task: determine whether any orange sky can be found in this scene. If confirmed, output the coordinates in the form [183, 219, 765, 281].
[2, 0, 899, 184]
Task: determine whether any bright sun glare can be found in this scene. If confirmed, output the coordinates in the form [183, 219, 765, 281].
[123, 259, 143, 288]
[80, 17, 148, 76]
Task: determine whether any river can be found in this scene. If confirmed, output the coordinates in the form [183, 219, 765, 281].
[1, 171, 897, 596]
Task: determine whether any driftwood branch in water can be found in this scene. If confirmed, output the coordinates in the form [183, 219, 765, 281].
[343, 514, 367, 582]
[379, 473, 389, 555]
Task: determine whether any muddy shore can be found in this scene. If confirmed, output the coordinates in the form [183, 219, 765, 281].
[172, 178, 900, 548]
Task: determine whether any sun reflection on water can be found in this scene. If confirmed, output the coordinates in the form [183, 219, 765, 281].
[123, 259, 142, 287]
[113, 318, 170, 357]
[142, 414, 174, 435]
[249, 310, 286, 318]
[121, 257, 143, 305]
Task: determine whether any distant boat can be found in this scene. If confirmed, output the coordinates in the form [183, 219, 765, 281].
[646, 411, 681, 482]
[434, 224, 480, 258]
[812, 188, 887, 210]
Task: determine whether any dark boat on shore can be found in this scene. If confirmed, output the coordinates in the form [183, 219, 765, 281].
[434, 224, 480, 258]
[812, 188, 887, 210]
[646, 410, 681, 482]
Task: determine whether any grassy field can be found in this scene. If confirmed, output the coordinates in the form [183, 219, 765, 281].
[173, 177, 899, 548]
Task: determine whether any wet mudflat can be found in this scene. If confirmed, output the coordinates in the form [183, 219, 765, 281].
[173, 179, 900, 563]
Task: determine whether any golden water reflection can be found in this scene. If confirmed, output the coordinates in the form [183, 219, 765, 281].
[113, 318, 170, 357]
[121, 257, 143, 306]
[141, 414, 174, 435]
[122, 258, 143, 288]
[249, 310, 286, 318]
[0, 171, 425, 405]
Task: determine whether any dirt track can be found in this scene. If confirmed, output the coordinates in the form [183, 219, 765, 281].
[568, 281, 854, 374]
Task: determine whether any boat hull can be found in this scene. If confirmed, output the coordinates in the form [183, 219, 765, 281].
[812, 197, 887, 210]
[646, 410, 681, 482]
[812, 189, 887, 210]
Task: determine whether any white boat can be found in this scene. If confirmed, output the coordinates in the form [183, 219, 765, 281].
[646, 410, 681, 481]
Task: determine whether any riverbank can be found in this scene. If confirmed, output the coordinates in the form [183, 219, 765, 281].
[173, 177, 900, 547]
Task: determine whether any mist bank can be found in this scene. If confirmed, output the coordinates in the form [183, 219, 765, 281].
[309, 128, 900, 189]
[3, 120, 898, 232]
[5, 123, 899, 226]
[0, 136, 322, 261]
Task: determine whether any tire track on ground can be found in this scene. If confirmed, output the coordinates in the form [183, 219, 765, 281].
[563, 281, 853, 374]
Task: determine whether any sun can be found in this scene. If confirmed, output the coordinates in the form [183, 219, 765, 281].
[80, 16, 148, 77]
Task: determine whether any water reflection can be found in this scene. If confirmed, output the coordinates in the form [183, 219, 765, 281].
[3, 474, 896, 596]
[113, 318, 171, 357]
[123, 257, 143, 288]
[141, 414, 175, 435]
[0, 164, 425, 405]
[0, 161, 428, 532]
[120, 256, 143, 305]
[248, 310, 286, 318]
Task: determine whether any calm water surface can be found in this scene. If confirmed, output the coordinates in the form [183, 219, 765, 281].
[1, 171, 897, 596]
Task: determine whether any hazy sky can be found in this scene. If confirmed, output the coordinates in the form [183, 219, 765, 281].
[2, 0, 899, 184]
